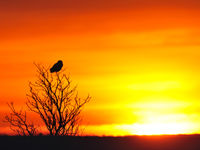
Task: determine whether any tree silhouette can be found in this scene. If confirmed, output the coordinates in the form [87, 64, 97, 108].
[5, 102, 37, 136]
[5, 64, 90, 136]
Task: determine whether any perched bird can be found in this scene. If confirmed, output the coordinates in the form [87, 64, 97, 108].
[50, 60, 63, 73]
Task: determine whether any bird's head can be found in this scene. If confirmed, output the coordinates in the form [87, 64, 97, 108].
[58, 60, 63, 64]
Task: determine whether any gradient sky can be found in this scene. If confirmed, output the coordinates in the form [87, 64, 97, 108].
[1, 0, 200, 135]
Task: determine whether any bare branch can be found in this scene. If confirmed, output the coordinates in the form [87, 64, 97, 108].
[4, 102, 37, 136]
[26, 63, 90, 136]
[5, 63, 90, 136]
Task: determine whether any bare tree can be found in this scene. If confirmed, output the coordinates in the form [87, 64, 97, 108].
[5, 64, 90, 136]
[5, 102, 37, 136]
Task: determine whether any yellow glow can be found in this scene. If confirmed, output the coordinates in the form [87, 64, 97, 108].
[133, 123, 191, 135]
[116, 122, 195, 135]
[1, 1, 200, 136]
[81, 121, 200, 136]
[128, 81, 181, 92]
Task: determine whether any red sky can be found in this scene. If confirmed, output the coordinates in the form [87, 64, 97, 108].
[1, 0, 200, 135]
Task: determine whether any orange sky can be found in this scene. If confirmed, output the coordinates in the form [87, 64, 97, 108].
[1, 0, 200, 136]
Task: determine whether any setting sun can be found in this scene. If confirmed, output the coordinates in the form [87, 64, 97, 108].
[131, 123, 191, 135]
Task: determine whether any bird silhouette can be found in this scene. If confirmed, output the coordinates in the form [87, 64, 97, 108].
[50, 60, 63, 73]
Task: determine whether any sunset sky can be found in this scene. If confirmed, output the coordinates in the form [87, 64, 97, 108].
[1, 0, 200, 136]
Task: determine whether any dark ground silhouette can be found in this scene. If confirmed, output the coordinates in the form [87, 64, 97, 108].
[1, 135, 200, 150]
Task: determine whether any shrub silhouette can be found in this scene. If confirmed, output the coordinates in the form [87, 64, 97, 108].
[5, 64, 90, 136]
[5, 102, 37, 136]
